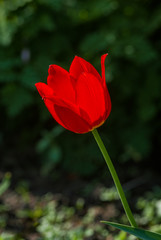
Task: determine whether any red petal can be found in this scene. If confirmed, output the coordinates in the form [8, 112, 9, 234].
[101, 53, 108, 86]
[69, 56, 102, 81]
[104, 86, 111, 119]
[54, 105, 91, 133]
[76, 72, 106, 124]
[47, 65, 75, 103]
[35, 82, 54, 98]
[45, 96, 91, 133]
[35, 83, 91, 133]
[35, 82, 67, 128]
[101, 53, 112, 119]
[44, 99, 69, 129]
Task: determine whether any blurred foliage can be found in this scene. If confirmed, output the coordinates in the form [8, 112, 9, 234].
[0, 176, 161, 240]
[0, 173, 11, 196]
[1, 0, 161, 176]
[99, 186, 119, 201]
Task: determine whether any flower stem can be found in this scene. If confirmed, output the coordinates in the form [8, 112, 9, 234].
[92, 128, 137, 228]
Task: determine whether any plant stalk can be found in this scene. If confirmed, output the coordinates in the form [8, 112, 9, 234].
[92, 128, 137, 228]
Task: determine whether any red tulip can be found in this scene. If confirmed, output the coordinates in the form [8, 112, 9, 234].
[35, 54, 111, 133]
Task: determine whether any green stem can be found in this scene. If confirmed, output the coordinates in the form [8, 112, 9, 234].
[92, 128, 137, 228]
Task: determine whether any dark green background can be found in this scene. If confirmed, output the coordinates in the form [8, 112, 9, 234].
[1, 0, 161, 178]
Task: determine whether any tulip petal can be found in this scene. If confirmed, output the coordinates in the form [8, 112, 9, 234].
[104, 87, 111, 120]
[76, 72, 106, 124]
[35, 82, 54, 98]
[69, 56, 102, 82]
[45, 95, 91, 133]
[35, 83, 91, 133]
[47, 65, 75, 102]
[101, 53, 112, 119]
[54, 105, 91, 133]
[101, 53, 108, 86]
[35, 82, 67, 129]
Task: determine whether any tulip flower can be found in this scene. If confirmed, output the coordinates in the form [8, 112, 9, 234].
[35, 54, 111, 133]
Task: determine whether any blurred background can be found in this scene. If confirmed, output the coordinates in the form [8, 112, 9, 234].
[1, 0, 161, 239]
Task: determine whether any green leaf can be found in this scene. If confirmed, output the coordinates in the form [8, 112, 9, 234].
[101, 221, 161, 240]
